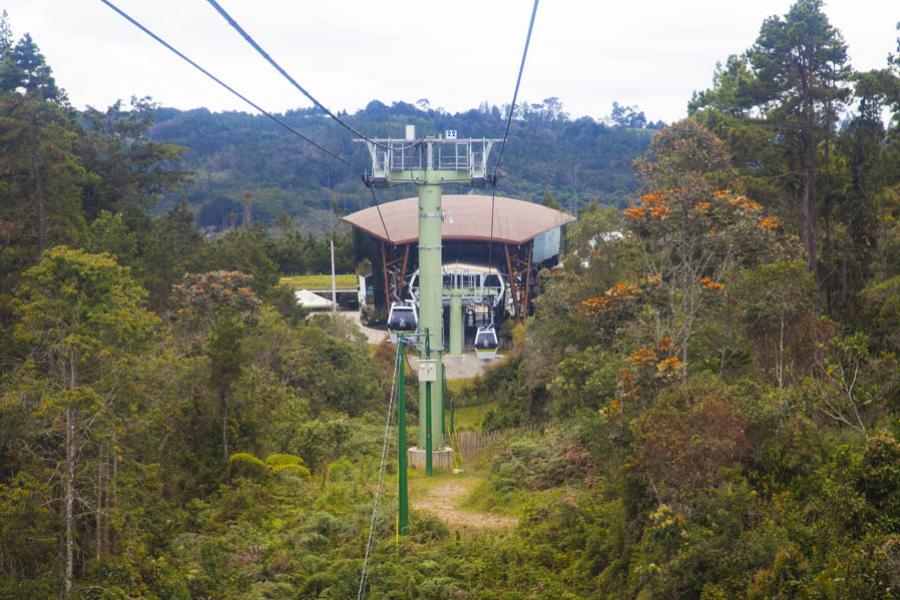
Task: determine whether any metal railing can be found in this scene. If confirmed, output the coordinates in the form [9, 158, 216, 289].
[356, 136, 501, 183]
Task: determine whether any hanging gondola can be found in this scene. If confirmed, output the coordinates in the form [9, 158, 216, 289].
[387, 302, 418, 343]
[474, 325, 499, 360]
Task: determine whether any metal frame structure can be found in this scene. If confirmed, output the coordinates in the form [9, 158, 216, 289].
[504, 241, 534, 322]
[380, 241, 411, 309]
[359, 136, 501, 188]
[407, 263, 505, 309]
[357, 132, 502, 452]
[376, 240, 535, 324]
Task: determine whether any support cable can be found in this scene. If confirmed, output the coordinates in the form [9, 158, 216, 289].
[357, 343, 401, 600]
[98, 0, 354, 168]
[492, 0, 540, 178]
[369, 187, 392, 242]
[98, 0, 394, 241]
[486, 0, 540, 311]
[204, 0, 411, 151]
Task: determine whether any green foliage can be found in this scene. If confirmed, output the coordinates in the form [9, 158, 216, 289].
[228, 452, 312, 480]
[153, 98, 656, 226]
[550, 346, 621, 416]
[78, 96, 186, 220]
[14, 245, 157, 362]
[1, 7, 900, 599]
[862, 275, 900, 351]
[729, 260, 819, 385]
[0, 95, 86, 280]
[690, 0, 899, 318]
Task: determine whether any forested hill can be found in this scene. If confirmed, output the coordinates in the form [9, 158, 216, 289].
[150, 99, 659, 230]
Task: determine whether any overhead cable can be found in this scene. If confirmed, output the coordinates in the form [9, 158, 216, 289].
[98, 0, 355, 169]
[204, 0, 393, 150]
[492, 0, 540, 177]
[98, 0, 394, 242]
[487, 0, 540, 280]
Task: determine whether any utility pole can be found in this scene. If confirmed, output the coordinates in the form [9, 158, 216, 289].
[330, 196, 337, 312]
[357, 129, 501, 454]
[572, 165, 579, 218]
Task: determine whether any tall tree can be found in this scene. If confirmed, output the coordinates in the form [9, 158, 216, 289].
[12, 247, 156, 599]
[3, 33, 59, 101]
[78, 97, 186, 220]
[171, 271, 260, 459]
[137, 200, 203, 311]
[0, 11, 12, 54]
[0, 96, 85, 285]
[622, 120, 785, 370]
[829, 69, 897, 313]
[749, 0, 851, 275]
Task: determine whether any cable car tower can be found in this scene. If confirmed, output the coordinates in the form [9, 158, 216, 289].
[357, 128, 501, 451]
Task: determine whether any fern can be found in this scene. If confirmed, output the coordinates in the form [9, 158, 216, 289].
[228, 452, 265, 468]
[264, 453, 305, 468]
[271, 464, 311, 479]
[228, 452, 309, 479]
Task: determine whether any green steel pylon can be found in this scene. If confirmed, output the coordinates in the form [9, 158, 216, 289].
[356, 131, 501, 452]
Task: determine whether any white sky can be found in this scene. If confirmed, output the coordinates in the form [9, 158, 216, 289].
[3, 1, 897, 123]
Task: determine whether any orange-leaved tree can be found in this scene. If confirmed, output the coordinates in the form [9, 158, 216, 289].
[626, 120, 789, 372]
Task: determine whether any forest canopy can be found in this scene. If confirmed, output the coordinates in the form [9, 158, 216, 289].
[1, 2, 899, 599]
[150, 98, 659, 230]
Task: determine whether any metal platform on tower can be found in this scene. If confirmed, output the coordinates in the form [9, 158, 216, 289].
[356, 127, 502, 188]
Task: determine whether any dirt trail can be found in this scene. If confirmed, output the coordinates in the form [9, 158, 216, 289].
[412, 477, 517, 531]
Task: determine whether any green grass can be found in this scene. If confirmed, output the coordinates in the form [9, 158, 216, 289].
[452, 402, 495, 432]
[407, 465, 481, 491]
[461, 478, 564, 518]
[446, 377, 474, 397]
[280, 274, 357, 290]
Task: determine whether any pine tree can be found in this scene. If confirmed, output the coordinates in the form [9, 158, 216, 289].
[749, 0, 852, 276]
[8, 33, 59, 100]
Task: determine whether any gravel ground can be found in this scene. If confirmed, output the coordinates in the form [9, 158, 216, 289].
[337, 311, 495, 380]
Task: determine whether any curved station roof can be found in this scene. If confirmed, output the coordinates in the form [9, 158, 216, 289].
[343, 194, 575, 245]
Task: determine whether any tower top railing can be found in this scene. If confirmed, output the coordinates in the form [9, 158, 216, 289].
[355, 132, 502, 188]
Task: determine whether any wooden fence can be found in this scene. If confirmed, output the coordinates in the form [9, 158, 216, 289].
[450, 424, 543, 465]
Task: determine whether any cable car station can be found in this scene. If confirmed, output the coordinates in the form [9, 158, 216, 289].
[344, 127, 573, 463]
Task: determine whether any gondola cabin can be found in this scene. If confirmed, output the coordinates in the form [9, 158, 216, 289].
[474, 326, 499, 360]
[387, 303, 417, 343]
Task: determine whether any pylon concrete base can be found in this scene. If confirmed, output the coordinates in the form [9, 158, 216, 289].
[407, 446, 454, 471]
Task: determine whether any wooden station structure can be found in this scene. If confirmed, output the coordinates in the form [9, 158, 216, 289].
[344, 194, 574, 323]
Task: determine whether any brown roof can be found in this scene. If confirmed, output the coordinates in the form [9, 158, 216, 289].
[343, 194, 575, 245]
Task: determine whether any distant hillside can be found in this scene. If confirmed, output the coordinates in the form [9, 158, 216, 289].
[150, 99, 659, 231]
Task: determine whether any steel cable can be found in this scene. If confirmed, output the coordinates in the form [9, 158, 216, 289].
[357, 342, 401, 600]
[486, 0, 540, 320]
[99, 0, 394, 240]
[98, 0, 356, 169]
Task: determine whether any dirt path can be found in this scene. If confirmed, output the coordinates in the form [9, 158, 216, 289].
[412, 476, 517, 532]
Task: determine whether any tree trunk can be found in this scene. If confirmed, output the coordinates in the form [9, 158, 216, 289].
[65, 405, 75, 600]
[64, 352, 77, 600]
[30, 115, 47, 253]
[799, 62, 818, 279]
[801, 155, 817, 276]
[109, 441, 117, 553]
[777, 311, 785, 389]
[96, 445, 104, 561]
[220, 391, 229, 460]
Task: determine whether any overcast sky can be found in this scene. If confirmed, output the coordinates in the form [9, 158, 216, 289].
[3, 1, 897, 124]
